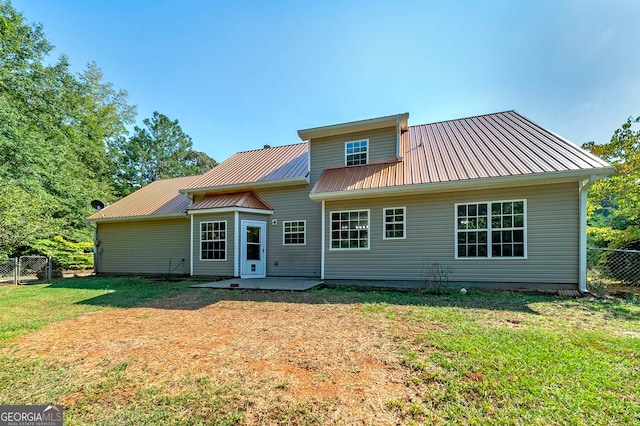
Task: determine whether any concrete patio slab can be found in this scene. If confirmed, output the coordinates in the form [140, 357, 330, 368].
[191, 277, 324, 291]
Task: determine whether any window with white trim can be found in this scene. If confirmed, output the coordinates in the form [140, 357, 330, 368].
[383, 207, 406, 239]
[200, 221, 226, 260]
[330, 210, 369, 249]
[456, 200, 526, 258]
[345, 140, 368, 166]
[283, 220, 306, 245]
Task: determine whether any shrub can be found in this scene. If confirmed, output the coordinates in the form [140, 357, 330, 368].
[31, 236, 93, 270]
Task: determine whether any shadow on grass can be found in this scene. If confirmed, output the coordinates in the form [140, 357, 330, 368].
[48, 276, 640, 320]
[44, 276, 201, 309]
[43, 276, 555, 314]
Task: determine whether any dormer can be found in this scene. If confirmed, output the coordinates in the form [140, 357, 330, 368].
[298, 113, 409, 184]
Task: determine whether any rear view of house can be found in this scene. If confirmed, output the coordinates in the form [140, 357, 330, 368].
[88, 110, 613, 292]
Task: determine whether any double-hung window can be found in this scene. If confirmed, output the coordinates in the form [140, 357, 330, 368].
[345, 140, 368, 166]
[200, 221, 226, 260]
[383, 207, 406, 239]
[456, 200, 526, 259]
[283, 220, 305, 245]
[330, 210, 369, 249]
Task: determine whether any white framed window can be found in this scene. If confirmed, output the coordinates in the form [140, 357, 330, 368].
[330, 210, 370, 250]
[383, 207, 406, 239]
[283, 220, 306, 245]
[200, 221, 226, 261]
[345, 140, 368, 166]
[455, 200, 526, 259]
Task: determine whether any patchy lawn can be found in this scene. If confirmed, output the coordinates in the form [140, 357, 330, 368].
[0, 277, 639, 425]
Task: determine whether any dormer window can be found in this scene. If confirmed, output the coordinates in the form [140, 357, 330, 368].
[345, 140, 368, 166]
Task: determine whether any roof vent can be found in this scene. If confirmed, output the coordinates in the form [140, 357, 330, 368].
[264, 144, 271, 149]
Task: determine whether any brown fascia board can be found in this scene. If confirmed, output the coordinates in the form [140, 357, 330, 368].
[297, 113, 409, 141]
[87, 213, 189, 224]
[179, 176, 310, 196]
[309, 167, 615, 201]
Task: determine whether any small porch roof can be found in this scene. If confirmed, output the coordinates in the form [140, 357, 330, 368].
[188, 191, 274, 212]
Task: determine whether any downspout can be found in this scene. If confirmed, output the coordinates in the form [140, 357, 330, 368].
[93, 225, 99, 275]
[579, 175, 597, 293]
[321, 200, 325, 280]
[234, 211, 240, 277]
[395, 118, 403, 161]
[190, 213, 194, 276]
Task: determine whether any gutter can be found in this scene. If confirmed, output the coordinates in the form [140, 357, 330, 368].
[578, 174, 597, 294]
[179, 176, 309, 196]
[309, 168, 614, 201]
[87, 213, 189, 224]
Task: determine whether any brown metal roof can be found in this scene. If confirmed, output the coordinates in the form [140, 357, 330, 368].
[182, 143, 308, 192]
[87, 176, 195, 221]
[312, 110, 612, 196]
[189, 192, 273, 211]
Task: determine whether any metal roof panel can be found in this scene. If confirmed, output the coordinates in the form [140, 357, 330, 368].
[312, 110, 612, 195]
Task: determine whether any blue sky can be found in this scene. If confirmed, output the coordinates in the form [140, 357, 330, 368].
[16, 0, 640, 163]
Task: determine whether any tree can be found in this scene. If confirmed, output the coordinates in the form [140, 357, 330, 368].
[582, 115, 640, 247]
[0, 184, 56, 257]
[0, 1, 136, 260]
[111, 111, 217, 195]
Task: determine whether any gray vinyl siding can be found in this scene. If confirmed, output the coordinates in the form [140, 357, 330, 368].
[256, 186, 322, 277]
[96, 218, 189, 275]
[192, 213, 235, 277]
[309, 126, 397, 184]
[323, 182, 580, 288]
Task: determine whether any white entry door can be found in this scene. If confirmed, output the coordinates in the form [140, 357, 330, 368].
[241, 220, 266, 278]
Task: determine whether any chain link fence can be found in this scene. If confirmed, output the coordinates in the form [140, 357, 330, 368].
[587, 247, 640, 290]
[0, 256, 51, 285]
[0, 258, 17, 284]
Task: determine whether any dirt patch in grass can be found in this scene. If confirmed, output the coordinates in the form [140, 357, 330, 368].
[7, 289, 416, 423]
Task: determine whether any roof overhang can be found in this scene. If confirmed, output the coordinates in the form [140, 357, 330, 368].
[180, 176, 309, 196]
[87, 213, 188, 224]
[298, 113, 409, 141]
[188, 207, 274, 215]
[309, 167, 615, 201]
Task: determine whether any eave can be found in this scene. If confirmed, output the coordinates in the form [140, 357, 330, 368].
[87, 213, 188, 224]
[309, 167, 614, 201]
[298, 113, 409, 141]
[180, 176, 310, 196]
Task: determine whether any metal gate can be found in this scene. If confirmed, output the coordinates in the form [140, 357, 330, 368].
[0, 256, 51, 285]
[0, 258, 16, 284]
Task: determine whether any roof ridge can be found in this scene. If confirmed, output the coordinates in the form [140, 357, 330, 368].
[410, 110, 517, 128]
[149, 174, 201, 184]
[236, 141, 307, 154]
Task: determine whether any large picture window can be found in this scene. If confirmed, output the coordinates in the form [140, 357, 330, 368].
[201, 221, 226, 261]
[345, 140, 368, 166]
[455, 200, 526, 259]
[330, 210, 369, 249]
[283, 220, 306, 245]
[383, 207, 406, 239]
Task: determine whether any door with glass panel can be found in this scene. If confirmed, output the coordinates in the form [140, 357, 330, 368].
[241, 220, 266, 278]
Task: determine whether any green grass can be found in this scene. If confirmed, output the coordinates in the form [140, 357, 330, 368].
[0, 277, 190, 341]
[0, 277, 639, 424]
[369, 296, 640, 424]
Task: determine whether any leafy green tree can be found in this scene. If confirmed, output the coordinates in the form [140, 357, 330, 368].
[583, 115, 640, 247]
[0, 1, 135, 257]
[111, 111, 217, 195]
[0, 184, 56, 257]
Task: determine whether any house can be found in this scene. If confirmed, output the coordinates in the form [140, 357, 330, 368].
[87, 111, 613, 292]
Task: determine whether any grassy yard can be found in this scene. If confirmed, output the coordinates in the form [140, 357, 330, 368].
[0, 277, 638, 425]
